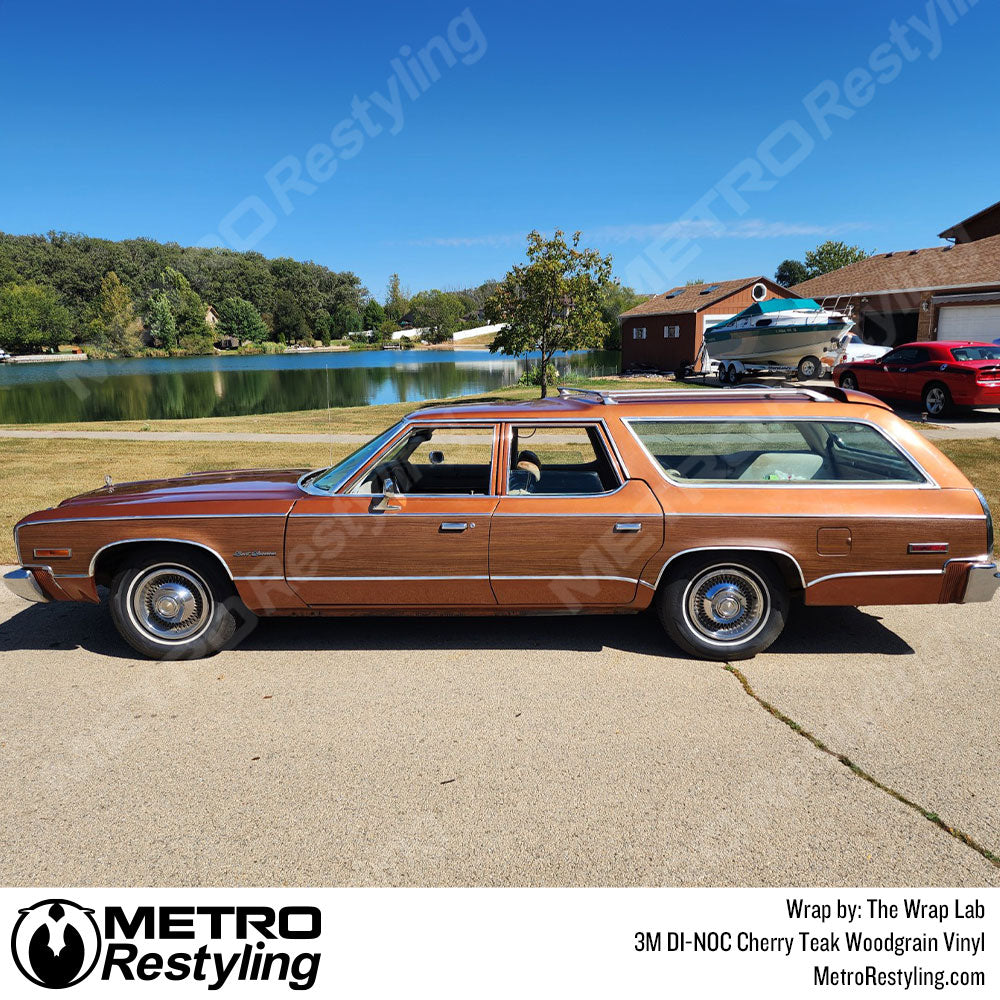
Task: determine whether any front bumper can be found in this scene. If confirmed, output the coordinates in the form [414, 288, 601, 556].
[961, 562, 1000, 603]
[3, 568, 50, 603]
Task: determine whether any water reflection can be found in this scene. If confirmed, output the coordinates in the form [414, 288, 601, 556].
[0, 350, 619, 423]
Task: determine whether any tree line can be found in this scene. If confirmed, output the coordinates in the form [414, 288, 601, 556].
[0, 231, 367, 356]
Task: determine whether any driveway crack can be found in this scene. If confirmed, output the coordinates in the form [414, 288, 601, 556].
[723, 662, 1000, 870]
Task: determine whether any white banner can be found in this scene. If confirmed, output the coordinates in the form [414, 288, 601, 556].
[1, 887, 995, 997]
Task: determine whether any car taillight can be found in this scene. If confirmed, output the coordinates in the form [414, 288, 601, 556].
[975, 489, 994, 553]
[976, 366, 1000, 382]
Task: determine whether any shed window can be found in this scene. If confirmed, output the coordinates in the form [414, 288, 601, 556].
[632, 327, 647, 340]
[664, 325, 680, 338]
[627, 420, 926, 484]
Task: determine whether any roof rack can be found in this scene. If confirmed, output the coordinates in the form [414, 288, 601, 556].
[557, 385, 850, 405]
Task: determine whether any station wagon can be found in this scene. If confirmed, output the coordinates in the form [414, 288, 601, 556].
[6, 386, 998, 661]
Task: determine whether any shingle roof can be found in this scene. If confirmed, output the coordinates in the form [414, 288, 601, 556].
[791, 235, 1000, 299]
[620, 277, 767, 318]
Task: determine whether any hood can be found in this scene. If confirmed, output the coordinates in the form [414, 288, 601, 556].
[56, 468, 309, 509]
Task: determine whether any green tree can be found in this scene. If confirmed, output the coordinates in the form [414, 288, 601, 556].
[362, 298, 385, 332]
[486, 230, 613, 398]
[160, 266, 212, 351]
[332, 303, 362, 338]
[0, 282, 71, 353]
[312, 310, 331, 345]
[217, 296, 269, 344]
[803, 241, 871, 278]
[271, 291, 310, 344]
[384, 272, 409, 323]
[89, 270, 142, 355]
[597, 283, 644, 351]
[409, 289, 466, 342]
[145, 292, 177, 351]
[775, 259, 810, 287]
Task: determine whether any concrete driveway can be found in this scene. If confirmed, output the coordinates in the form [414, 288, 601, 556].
[0, 586, 997, 888]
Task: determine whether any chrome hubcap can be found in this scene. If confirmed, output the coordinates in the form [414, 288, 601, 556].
[130, 566, 211, 641]
[685, 567, 768, 644]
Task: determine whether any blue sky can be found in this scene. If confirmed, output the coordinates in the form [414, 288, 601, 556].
[1, 0, 998, 297]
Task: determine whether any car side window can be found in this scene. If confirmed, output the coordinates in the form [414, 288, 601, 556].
[627, 420, 926, 484]
[350, 425, 495, 496]
[507, 425, 620, 495]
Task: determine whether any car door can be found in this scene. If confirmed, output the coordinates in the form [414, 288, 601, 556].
[489, 422, 664, 607]
[894, 346, 932, 401]
[285, 423, 500, 607]
[871, 347, 918, 397]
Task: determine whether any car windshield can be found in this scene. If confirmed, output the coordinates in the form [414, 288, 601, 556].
[951, 346, 1000, 361]
[306, 422, 405, 492]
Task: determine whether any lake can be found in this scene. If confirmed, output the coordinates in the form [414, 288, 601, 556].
[0, 348, 620, 423]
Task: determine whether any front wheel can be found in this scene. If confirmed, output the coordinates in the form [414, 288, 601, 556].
[109, 546, 255, 660]
[656, 554, 789, 660]
[839, 371, 859, 390]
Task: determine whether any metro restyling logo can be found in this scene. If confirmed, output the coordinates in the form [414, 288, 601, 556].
[11, 902, 321, 990]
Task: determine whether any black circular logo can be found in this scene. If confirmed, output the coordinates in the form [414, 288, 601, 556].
[11, 900, 101, 989]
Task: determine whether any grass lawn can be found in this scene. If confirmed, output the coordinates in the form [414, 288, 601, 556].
[0, 432, 995, 565]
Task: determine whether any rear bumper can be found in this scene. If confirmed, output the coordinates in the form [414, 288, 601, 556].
[3, 568, 51, 603]
[961, 562, 1000, 603]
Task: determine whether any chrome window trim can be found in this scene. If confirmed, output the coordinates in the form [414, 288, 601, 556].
[501, 419, 627, 497]
[299, 421, 409, 496]
[650, 547, 807, 591]
[87, 538, 235, 579]
[335, 420, 501, 498]
[621, 416, 938, 489]
[298, 415, 632, 500]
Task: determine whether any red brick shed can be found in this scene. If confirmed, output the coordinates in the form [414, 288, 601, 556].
[619, 276, 792, 373]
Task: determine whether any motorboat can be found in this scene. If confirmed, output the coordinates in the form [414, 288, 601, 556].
[704, 298, 854, 369]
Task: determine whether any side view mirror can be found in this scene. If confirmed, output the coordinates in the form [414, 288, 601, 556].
[373, 476, 402, 512]
[428, 451, 444, 465]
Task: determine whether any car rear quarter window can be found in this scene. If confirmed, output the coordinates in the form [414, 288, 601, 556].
[951, 345, 1000, 361]
[627, 419, 927, 484]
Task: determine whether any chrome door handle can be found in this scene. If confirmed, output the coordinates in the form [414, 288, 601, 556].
[439, 522, 469, 532]
[614, 522, 642, 533]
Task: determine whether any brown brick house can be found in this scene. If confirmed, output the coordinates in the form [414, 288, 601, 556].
[793, 202, 1000, 346]
[619, 276, 792, 372]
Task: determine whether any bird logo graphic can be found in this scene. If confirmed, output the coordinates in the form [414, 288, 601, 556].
[11, 899, 101, 988]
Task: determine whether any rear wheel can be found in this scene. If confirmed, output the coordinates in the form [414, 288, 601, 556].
[797, 355, 820, 380]
[922, 382, 951, 417]
[109, 546, 255, 660]
[725, 364, 741, 385]
[839, 371, 859, 390]
[656, 554, 789, 661]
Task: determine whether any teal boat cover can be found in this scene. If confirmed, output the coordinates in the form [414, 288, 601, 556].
[706, 298, 821, 333]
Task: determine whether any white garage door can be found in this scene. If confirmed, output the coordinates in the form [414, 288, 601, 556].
[937, 304, 1000, 341]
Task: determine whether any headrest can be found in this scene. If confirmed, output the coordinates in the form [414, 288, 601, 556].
[515, 449, 541, 484]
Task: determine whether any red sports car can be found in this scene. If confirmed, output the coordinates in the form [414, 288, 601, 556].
[834, 340, 1000, 417]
